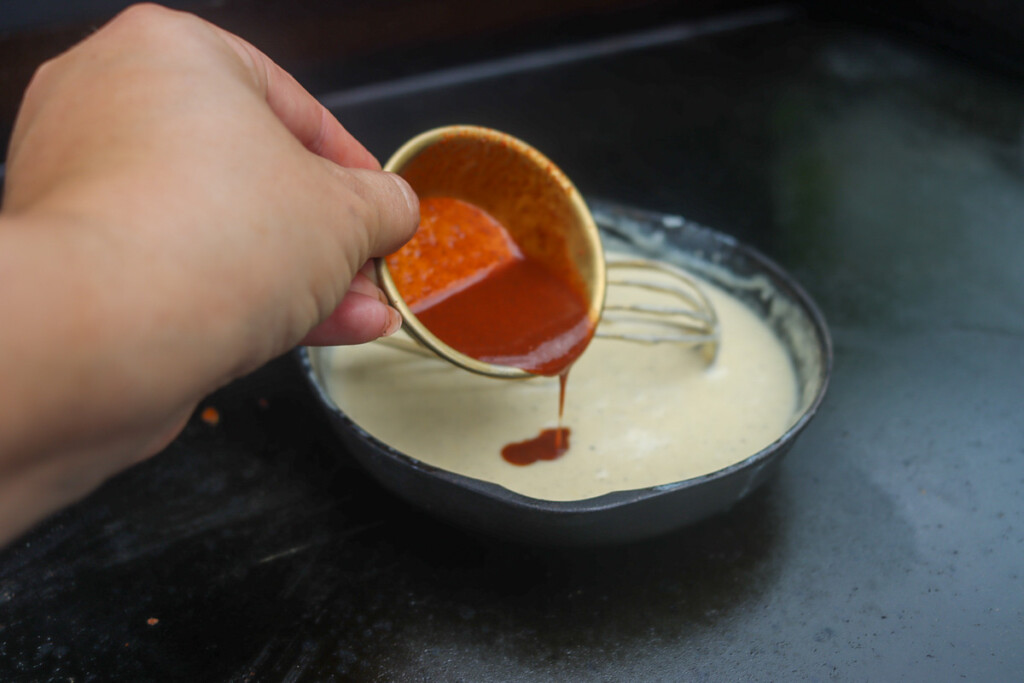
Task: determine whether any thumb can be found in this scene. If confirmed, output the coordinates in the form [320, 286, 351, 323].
[303, 167, 418, 346]
[334, 167, 419, 259]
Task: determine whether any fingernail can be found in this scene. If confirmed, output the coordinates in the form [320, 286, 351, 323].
[382, 305, 403, 338]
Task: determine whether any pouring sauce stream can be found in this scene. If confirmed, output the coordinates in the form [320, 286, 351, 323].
[386, 196, 596, 464]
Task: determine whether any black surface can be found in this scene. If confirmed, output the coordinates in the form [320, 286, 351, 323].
[3, 10, 1024, 682]
[0, 0, 754, 162]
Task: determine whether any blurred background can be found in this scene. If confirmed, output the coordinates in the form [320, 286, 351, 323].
[4, 0, 1024, 160]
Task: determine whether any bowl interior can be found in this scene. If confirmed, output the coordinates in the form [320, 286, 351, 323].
[590, 200, 830, 428]
[378, 125, 606, 379]
[304, 200, 832, 544]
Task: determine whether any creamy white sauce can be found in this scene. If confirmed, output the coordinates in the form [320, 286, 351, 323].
[324, 261, 798, 501]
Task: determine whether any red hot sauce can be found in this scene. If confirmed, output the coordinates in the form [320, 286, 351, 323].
[386, 196, 596, 465]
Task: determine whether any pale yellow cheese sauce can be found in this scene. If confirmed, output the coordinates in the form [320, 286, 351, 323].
[324, 262, 798, 501]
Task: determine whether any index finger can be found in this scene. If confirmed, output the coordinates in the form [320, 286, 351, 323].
[213, 27, 380, 171]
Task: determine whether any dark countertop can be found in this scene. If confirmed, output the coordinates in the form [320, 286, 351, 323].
[2, 8, 1023, 682]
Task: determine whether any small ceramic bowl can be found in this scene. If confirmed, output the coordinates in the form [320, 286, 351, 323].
[377, 125, 606, 379]
[299, 199, 832, 546]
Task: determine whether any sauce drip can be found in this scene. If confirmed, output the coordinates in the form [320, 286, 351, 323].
[386, 196, 596, 464]
[501, 428, 571, 466]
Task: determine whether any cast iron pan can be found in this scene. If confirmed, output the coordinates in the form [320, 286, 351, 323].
[299, 200, 832, 546]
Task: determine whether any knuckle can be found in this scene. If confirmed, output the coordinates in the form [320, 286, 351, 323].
[108, 3, 168, 35]
[27, 57, 57, 89]
[112, 3, 175, 28]
[106, 4, 203, 49]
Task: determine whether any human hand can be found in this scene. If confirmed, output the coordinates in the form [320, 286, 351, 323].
[0, 4, 418, 544]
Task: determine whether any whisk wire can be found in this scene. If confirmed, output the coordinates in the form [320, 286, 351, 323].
[598, 257, 719, 362]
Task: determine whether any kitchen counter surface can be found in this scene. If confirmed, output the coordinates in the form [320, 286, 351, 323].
[2, 8, 1022, 681]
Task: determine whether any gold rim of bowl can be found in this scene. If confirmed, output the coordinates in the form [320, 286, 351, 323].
[377, 125, 607, 379]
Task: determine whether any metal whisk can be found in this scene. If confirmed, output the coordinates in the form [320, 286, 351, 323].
[598, 256, 719, 363]
[375, 254, 720, 367]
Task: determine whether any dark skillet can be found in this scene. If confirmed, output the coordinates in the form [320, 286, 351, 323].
[299, 199, 832, 546]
